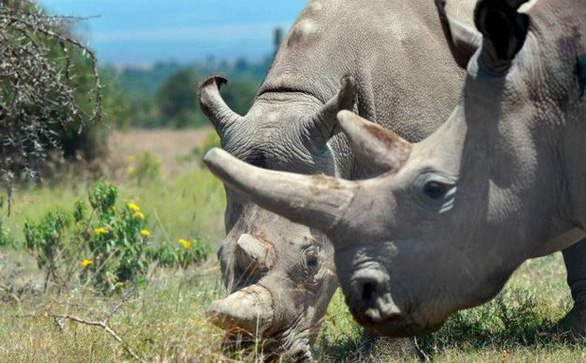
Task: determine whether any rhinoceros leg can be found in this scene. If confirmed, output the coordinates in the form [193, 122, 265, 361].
[559, 237, 586, 336]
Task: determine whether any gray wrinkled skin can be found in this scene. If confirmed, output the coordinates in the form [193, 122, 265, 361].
[202, 0, 586, 339]
[200, 0, 475, 359]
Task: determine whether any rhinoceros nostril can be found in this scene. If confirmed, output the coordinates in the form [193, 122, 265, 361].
[361, 281, 377, 303]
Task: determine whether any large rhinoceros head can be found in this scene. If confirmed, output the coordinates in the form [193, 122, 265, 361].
[199, 75, 355, 359]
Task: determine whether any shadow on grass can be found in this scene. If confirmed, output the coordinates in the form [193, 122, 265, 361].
[316, 288, 585, 362]
[417, 288, 584, 355]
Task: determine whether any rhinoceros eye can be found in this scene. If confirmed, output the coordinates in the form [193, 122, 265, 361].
[423, 181, 450, 200]
[413, 171, 457, 213]
[304, 245, 320, 272]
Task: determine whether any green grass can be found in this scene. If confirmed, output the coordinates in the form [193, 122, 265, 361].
[316, 254, 585, 362]
[2, 168, 225, 248]
[0, 166, 585, 362]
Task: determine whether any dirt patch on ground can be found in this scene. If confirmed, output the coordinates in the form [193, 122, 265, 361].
[108, 127, 212, 176]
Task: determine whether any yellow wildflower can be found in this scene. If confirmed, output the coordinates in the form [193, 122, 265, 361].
[178, 239, 191, 249]
[94, 227, 107, 235]
[126, 166, 136, 175]
[80, 259, 94, 267]
[127, 203, 140, 211]
[140, 229, 150, 237]
[114, 282, 124, 288]
[134, 211, 145, 219]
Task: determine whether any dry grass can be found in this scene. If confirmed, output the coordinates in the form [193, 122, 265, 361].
[0, 267, 227, 362]
[108, 128, 213, 176]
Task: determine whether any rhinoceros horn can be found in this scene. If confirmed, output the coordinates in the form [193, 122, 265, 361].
[203, 148, 356, 231]
[199, 75, 243, 134]
[235, 234, 276, 272]
[337, 110, 412, 173]
[208, 284, 274, 334]
[304, 75, 356, 145]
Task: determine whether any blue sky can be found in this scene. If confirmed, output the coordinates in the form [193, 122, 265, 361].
[40, 0, 306, 66]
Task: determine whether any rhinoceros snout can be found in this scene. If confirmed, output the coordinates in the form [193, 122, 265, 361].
[345, 268, 403, 325]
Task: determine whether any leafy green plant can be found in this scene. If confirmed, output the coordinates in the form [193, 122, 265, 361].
[19, 180, 211, 292]
[0, 215, 15, 248]
[82, 182, 151, 290]
[126, 152, 161, 185]
[150, 237, 211, 269]
[24, 210, 73, 288]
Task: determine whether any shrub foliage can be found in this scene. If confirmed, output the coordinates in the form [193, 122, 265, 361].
[0, 0, 102, 180]
[22, 181, 210, 293]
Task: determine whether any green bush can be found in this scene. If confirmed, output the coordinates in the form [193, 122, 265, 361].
[83, 182, 150, 290]
[20, 180, 211, 293]
[156, 69, 197, 125]
[24, 210, 74, 287]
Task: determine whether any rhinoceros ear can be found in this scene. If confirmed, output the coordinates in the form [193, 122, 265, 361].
[199, 75, 243, 135]
[474, 0, 530, 62]
[305, 75, 356, 146]
[435, 0, 482, 69]
[337, 111, 412, 174]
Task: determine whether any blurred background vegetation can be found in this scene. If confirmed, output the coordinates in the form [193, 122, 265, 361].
[114, 58, 264, 129]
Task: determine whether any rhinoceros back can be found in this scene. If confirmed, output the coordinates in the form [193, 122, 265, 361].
[259, 0, 476, 177]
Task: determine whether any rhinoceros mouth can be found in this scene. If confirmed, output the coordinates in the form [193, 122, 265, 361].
[355, 298, 448, 338]
[208, 284, 275, 334]
[216, 307, 317, 361]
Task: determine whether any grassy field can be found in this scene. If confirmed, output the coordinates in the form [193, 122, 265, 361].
[0, 129, 584, 362]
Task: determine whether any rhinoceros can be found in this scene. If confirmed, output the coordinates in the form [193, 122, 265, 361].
[199, 0, 475, 357]
[202, 0, 586, 338]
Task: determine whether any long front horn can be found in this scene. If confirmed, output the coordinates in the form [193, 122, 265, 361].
[337, 110, 412, 173]
[305, 75, 356, 144]
[203, 148, 356, 232]
[199, 75, 242, 134]
[208, 285, 274, 334]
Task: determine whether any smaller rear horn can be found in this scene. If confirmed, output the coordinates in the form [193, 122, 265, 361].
[198, 75, 243, 134]
[235, 234, 276, 273]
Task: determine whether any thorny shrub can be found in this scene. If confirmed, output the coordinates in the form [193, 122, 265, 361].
[0, 0, 102, 180]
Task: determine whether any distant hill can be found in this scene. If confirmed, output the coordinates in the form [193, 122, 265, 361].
[102, 56, 272, 128]
[109, 56, 273, 104]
